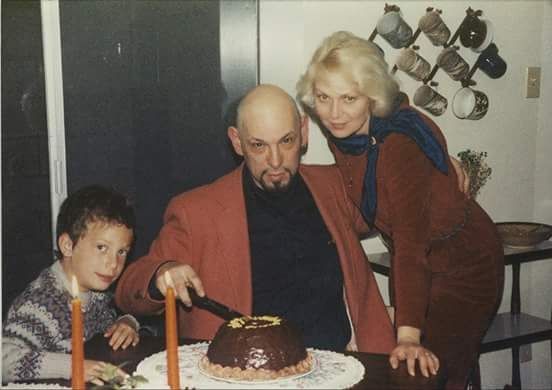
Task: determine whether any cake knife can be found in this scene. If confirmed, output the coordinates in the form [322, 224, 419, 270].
[187, 287, 245, 320]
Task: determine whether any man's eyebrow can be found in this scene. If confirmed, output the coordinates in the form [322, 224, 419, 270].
[245, 131, 295, 144]
[278, 131, 295, 142]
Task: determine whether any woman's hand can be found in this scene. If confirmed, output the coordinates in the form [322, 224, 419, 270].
[104, 317, 140, 350]
[389, 326, 439, 377]
[389, 341, 440, 377]
[84, 359, 127, 385]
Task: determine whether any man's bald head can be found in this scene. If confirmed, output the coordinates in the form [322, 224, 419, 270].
[236, 84, 301, 132]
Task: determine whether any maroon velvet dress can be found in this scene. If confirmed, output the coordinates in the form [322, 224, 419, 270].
[329, 100, 504, 389]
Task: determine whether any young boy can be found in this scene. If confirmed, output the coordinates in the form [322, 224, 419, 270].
[2, 185, 140, 384]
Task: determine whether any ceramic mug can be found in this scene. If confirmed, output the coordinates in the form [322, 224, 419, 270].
[477, 43, 507, 79]
[471, 19, 493, 53]
[460, 16, 493, 52]
[418, 9, 451, 46]
[452, 87, 489, 120]
[396, 48, 432, 81]
[413, 85, 448, 116]
[436, 47, 470, 81]
[376, 11, 413, 49]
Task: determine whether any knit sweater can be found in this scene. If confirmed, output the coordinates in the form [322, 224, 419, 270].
[2, 261, 139, 382]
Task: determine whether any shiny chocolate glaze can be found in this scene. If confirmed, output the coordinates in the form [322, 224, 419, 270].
[206, 316, 308, 371]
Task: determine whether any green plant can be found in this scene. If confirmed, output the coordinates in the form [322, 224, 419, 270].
[89, 362, 148, 390]
[457, 149, 492, 198]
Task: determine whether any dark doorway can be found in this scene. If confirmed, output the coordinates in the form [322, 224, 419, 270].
[2, 0, 257, 316]
[60, 0, 254, 258]
[2, 0, 53, 316]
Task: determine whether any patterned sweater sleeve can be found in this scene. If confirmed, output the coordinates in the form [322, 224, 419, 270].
[86, 291, 140, 340]
[2, 265, 141, 382]
[2, 266, 74, 382]
[2, 336, 72, 381]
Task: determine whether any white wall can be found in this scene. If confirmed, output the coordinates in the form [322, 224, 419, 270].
[259, 1, 551, 389]
[526, 1, 552, 389]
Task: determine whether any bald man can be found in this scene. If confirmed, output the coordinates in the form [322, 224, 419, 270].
[116, 84, 395, 354]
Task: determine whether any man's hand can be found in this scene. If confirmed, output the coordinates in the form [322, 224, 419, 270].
[84, 359, 127, 385]
[104, 317, 140, 350]
[450, 156, 470, 197]
[155, 262, 205, 307]
[389, 326, 439, 377]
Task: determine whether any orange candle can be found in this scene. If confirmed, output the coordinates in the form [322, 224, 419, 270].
[71, 276, 85, 389]
[164, 272, 180, 389]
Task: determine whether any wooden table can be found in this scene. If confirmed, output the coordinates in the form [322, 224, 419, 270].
[83, 334, 446, 389]
[368, 241, 552, 312]
[501, 240, 552, 314]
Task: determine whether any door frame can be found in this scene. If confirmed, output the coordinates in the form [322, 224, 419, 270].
[38, 0, 258, 247]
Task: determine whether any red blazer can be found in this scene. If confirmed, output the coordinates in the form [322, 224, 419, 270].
[115, 164, 395, 354]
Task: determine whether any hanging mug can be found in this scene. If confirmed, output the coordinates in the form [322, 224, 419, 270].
[460, 16, 493, 52]
[436, 47, 470, 81]
[477, 43, 507, 79]
[471, 19, 493, 53]
[413, 85, 448, 116]
[376, 11, 413, 49]
[418, 9, 451, 46]
[452, 87, 489, 120]
[396, 48, 431, 81]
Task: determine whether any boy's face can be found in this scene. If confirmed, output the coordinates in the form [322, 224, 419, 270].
[59, 220, 133, 292]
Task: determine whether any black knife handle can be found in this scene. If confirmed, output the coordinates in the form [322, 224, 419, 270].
[187, 287, 244, 320]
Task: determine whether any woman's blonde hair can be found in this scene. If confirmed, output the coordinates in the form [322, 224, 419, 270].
[296, 31, 399, 118]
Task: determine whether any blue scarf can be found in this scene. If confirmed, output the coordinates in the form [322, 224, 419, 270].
[332, 107, 448, 225]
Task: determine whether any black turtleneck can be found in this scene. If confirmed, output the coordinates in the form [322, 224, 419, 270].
[243, 168, 351, 351]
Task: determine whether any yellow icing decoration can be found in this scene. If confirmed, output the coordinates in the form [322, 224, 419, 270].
[227, 315, 282, 329]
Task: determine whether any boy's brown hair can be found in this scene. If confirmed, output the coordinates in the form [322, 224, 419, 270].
[55, 185, 135, 259]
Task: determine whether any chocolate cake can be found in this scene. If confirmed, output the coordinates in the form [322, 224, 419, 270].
[200, 315, 313, 381]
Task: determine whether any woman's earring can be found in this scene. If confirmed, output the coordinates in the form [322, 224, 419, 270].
[301, 144, 308, 155]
